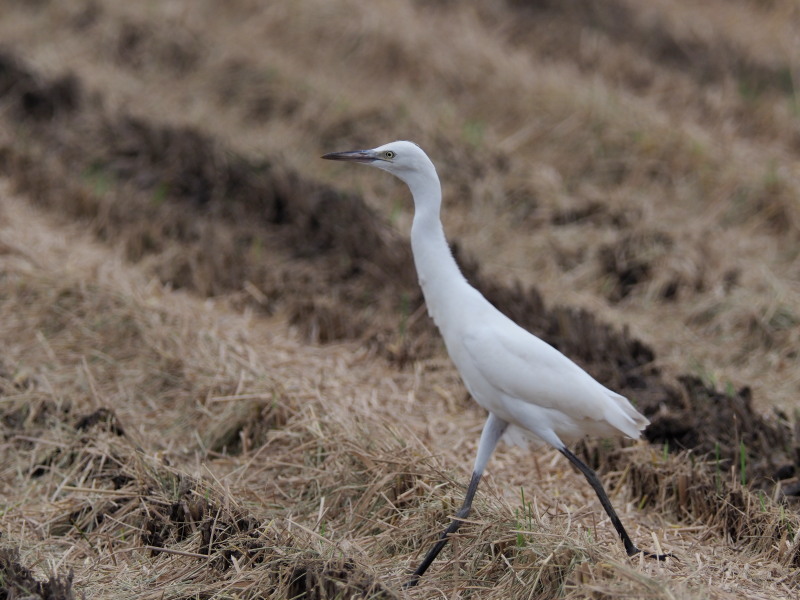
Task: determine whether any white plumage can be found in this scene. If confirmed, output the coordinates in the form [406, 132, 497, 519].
[323, 140, 670, 586]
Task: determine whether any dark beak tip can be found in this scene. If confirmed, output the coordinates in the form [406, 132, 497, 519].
[321, 150, 374, 163]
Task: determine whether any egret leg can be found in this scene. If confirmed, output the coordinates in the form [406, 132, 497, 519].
[559, 447, 672, 560]
[404, 413, 508, 588]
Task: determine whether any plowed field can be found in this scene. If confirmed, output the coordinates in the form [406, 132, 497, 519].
[1, 2, 799, 598]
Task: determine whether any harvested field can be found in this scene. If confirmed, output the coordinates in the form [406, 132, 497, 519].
[1, 1, 799, 598]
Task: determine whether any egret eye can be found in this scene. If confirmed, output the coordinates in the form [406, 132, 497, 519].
[382, 150, 396, 159]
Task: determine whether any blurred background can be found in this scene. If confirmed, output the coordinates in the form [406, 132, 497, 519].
[3, 0, 798, 413]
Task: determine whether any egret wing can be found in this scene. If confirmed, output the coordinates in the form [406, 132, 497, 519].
[462, 318, 611, 422]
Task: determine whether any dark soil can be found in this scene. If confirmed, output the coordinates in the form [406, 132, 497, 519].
[0, 547, 75, 600]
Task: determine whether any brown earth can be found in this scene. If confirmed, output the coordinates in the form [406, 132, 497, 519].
[1, 1, 799, 598]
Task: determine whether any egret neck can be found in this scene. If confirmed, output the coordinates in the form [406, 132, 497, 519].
[405, 162, 472, 334]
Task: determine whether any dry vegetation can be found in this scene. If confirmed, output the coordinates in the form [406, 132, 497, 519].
[1, 0, 800, 598]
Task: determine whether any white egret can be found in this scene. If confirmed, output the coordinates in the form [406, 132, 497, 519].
[322, 141, 671, 587]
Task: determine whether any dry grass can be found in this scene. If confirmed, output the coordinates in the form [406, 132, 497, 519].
[2, 192, 799, 599]
[1, 0, 800, 598]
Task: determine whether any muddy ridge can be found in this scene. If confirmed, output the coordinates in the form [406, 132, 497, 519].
[502, 0, 795, 97]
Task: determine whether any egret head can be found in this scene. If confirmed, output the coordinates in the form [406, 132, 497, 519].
[322, 141, 437, 189]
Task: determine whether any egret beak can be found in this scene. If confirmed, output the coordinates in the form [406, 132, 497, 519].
[321, 149, 378, 163]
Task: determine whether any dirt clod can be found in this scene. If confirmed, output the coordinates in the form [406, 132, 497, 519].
[0, 547, 75, 600]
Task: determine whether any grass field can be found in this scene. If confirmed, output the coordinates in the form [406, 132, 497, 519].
[1, 1, 799, 598]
